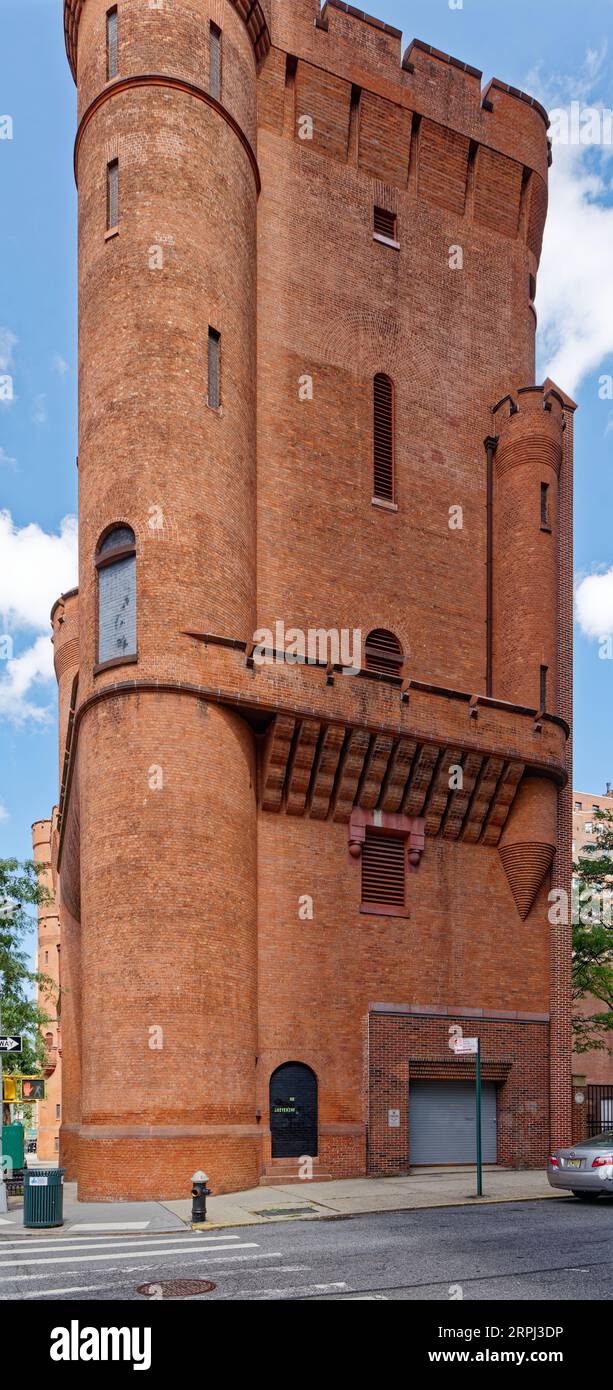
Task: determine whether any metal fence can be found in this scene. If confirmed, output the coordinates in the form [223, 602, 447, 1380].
[587, 1086, 613, 1136]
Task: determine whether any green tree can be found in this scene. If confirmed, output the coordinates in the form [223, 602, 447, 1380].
[573, 809, 613, 1053]
[0, 858, 54, 1075]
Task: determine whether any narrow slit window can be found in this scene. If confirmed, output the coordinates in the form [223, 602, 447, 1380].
[106, 7, 118, 80]
[210, 22, 222, 102]
[373, 373, 395, 501]
[107, 158, 119, 231]
[374, 207, 398, 243]
[361, 829, 406, 915]
[541, 481, 550, 527]
[540, 664, 548, 712]
[208, 327, 221, 409]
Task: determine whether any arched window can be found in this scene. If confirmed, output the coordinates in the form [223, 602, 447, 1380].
[96, 525, 137, 667]
[364, 628, 403, 678]
[373, 373, 395, 502]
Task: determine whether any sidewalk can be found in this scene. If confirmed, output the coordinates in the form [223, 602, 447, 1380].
[0, 1167, 563, 1236]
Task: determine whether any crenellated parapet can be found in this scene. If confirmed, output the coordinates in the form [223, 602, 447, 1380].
[258, 7, 550, 260]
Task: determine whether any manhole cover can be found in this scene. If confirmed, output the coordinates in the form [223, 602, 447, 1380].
[136, 1280, 216, 1299]
[259, 1207, 317, 1218]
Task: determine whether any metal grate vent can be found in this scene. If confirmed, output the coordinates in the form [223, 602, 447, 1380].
[364, 628, 403, 677]
[373, 373, 395, 501]
[361, 829, 406, 909]
[374, 206, 397, 240]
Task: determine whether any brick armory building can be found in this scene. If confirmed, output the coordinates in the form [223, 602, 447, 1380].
[50, 0, 575, 1199]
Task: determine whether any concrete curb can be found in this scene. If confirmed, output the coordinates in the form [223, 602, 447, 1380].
[191, 1188, 566, 1231]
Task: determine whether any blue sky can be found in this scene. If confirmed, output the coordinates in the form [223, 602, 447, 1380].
[1, 0, 613, 905]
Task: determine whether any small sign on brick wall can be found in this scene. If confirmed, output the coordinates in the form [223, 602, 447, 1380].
[388, 1108, 401, 1128]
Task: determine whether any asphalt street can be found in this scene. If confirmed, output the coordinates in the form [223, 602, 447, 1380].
[1, 1197, 613, 1300]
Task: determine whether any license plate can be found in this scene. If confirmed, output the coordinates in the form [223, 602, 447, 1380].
[566, 1158, 582, 1168]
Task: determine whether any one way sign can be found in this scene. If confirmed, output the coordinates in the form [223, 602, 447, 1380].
[0, 1036, 22, 1054]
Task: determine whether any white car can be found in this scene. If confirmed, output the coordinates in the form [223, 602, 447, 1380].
[547, 1132, 613, 1200]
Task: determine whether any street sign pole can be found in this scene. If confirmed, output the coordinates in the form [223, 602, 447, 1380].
[476, 1038, 483, 1198]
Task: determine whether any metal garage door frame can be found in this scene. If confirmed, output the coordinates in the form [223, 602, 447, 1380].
[409, 1078, 498, 1166]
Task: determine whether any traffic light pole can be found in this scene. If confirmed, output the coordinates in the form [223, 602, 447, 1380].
[0, 972, 7, 1212]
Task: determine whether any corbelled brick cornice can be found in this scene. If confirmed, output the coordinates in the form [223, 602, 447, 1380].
[63, 0, 271, 81]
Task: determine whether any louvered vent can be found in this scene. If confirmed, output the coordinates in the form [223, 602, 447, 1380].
[361, 830, 406, 911]
[373, 373, 395, 501]
[364, 628, 403, 677]
[374, 206, 397, 240]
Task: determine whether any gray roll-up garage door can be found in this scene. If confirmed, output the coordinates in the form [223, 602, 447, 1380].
[409, 1081, 497, 1165]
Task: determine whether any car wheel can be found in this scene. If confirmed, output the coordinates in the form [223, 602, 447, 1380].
[572, 1190, 601, 1201]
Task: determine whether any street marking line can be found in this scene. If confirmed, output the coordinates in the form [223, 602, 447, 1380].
[0, 1251, 284, 1285]
[0, 1234, 241, 1255]
[0, 1241, 259, 1272]
[227, 1281, 349, 1300]
[7, 1284, 116, 1299]
[69, 1221, 151, 1231]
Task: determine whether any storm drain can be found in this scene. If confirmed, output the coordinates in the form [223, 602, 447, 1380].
[257, 1206, 318, 1219]
[136, 1280, 216, 1299]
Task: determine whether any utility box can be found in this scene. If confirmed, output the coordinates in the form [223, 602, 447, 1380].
[2, 1122, 24, 1174]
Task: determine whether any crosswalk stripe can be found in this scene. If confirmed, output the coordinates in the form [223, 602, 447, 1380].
[70, 1222, 151, 1231]
[0, 1251, 283, 1285]
[0, 1234, 240, 1256]
[0, 1241, 259, 1273]
[12, 1266, 310, 1300]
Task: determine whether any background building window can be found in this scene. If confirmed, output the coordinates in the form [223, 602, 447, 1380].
[106, 7, 118, 80]
[361, 829, 406, 915]
[210, 22, 222, 101]
[96, 525, 137, 666]
[364, 628, 403, 677]
[107, 158, 119, 231]
[373, 373, 395, 501]
[208, 327, 221, 409]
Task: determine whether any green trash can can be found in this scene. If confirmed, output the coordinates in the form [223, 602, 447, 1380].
[23, 1169, 65, 1228]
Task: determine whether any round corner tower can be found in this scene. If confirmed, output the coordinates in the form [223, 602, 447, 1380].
[64, 0, 264, 1198]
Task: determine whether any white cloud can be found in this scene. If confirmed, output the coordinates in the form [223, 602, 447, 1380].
[537, 146, 613, 395]
[52, 354, 69, 378]
[530, 48, 613, 396]
[0, 802, 8, 823]
[0, 511, 78, 724]
[0, 447, 16, 469]
[576, 568, 613, 638]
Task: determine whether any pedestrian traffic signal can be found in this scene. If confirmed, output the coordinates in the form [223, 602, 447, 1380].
[2, 1077, 17, 1102]
[19, 1077, 46, 1101]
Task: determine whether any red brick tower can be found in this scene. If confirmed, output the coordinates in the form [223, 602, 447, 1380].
[56, 0, 574, 1197]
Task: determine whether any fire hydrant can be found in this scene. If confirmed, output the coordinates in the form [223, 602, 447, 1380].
[191, 1170, 211, 1224]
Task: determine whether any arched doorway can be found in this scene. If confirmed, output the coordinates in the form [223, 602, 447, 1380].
[270, 1063, 318, 1158]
